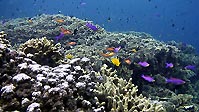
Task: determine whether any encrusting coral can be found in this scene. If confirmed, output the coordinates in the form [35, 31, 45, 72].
[18, 37, 64, 67]
[94, 64, 166, 112]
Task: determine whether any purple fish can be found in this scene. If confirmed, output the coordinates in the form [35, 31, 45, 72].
[184, 65, 195, 70]
[114, 46, 121, 53]
[86, 22, 98, 31]
[141, 74, 155, 82]
[55, 32, 64, 41]
[166, 77, 185, 85]
[80, 2, 86, 6]
[138, 62, 150, 67]
[166, 63, 173, 68]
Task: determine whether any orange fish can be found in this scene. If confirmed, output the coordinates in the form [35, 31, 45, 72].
[67, 42, 76, 46]
[99, 52, 115, 57]
[124, 58, 131, 65]
[106, 47, 115, 52]
[60, 27, 72, 35]
[55, 19, 65, 23]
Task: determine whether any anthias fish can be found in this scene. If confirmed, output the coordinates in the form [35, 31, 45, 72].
[86, 22, 98, 31]
[99, 52, 115, 57]
[55, 19, 65, 23]
[138, 61, 150, 67]
[55, 32, 64, 41]
[106, 47, 115, 51]
[184, 65, 195, 70]
[166, 77, 185, 85]
[60, 27, 72, 35]
[114, 46, 121, 53]
[66, 42, 76, 46]
[166, 63, 174, 68]
[124, 58, 131, 65]
[141, 74, 155, 82]
[106, 46, 121, 53]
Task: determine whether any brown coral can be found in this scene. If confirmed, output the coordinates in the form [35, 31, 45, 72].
[18, 37, 64, 67]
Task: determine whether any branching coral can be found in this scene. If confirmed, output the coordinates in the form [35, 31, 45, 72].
[94, 64, 166, 112]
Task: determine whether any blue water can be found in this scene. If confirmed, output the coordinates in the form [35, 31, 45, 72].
[0, 0, 199, 53]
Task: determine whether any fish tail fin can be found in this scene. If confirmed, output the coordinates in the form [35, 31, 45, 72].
[165, 78, 169, 83]
[99, 52, 106, 57]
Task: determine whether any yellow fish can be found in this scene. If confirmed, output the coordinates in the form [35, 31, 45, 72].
[131, 49, 137, 53]
[65, 53, 73, 59]
[111, 58, 120, 66]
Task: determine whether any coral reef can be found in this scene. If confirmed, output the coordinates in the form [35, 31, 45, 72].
[0, 14, 106, 45]
[1, 14, 199, 111]
[0, 44, 168, 112]
[0, 35, 173, 111]
[18, 37, 64, 67]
